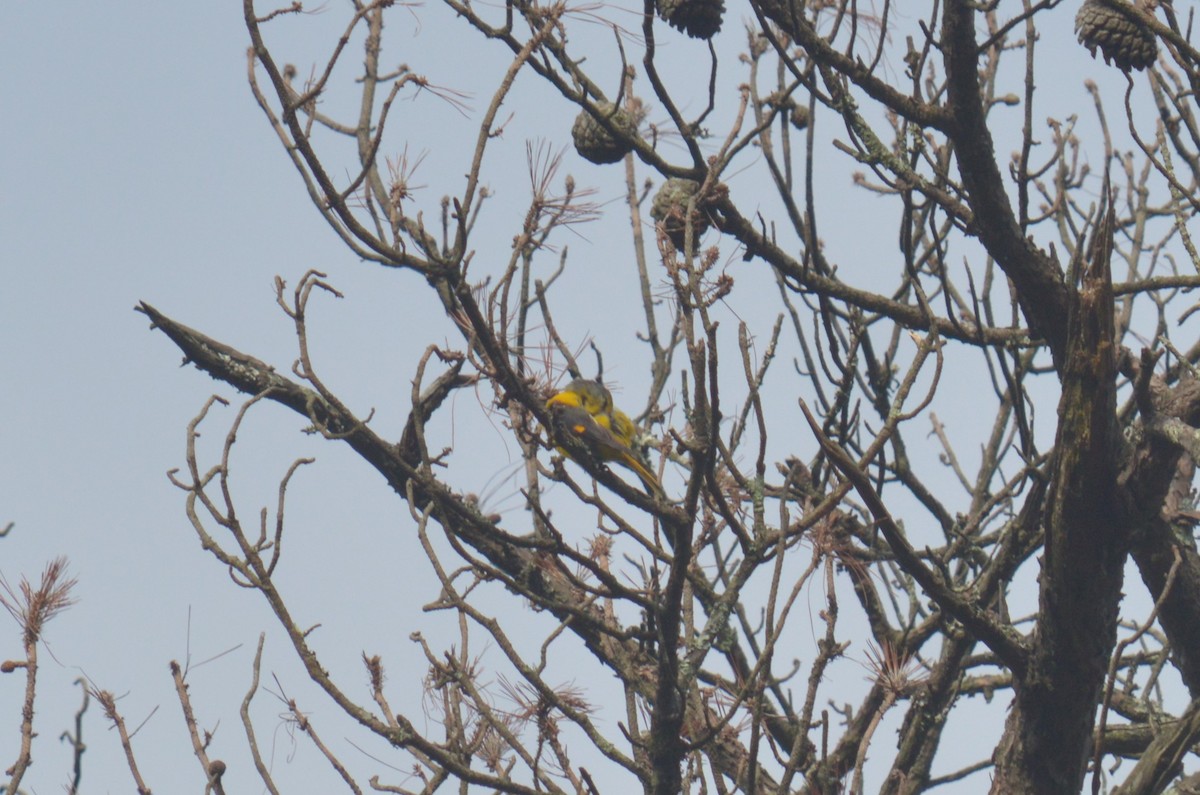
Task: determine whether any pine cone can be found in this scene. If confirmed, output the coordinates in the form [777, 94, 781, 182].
[656, 0, 725, 40]
[791, 103, 810, 132]
[1075, 0, 1157, 72]
[651, 178, 710, 249]
[572, 103, 640, 165]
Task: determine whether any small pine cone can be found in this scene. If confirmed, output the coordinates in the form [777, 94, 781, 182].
[791, 103, 810, 132]
[656, 0, 725, 40]
[572, 103, 640, 165]
[651, 178, 710, 249]
[1075, 0, 1157, 72]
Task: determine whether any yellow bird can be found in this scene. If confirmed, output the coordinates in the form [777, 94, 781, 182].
[545, 379, 662, 495]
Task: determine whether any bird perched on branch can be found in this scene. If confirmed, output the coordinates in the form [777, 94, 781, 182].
[545, 378, 662, 496]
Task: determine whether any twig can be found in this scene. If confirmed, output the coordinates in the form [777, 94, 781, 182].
[59, 679, 89, 794]
[93, 689, 153, 794]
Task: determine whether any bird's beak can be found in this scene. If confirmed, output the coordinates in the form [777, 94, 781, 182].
[545, 391, 580, 409]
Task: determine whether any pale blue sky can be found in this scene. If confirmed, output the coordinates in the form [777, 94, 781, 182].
[2, 3, 442, 788]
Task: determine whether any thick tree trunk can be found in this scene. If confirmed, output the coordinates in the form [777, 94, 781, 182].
[990, 203, 1125, 792]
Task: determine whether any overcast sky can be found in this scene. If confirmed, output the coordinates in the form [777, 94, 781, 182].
[1, 3, 456, 788]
